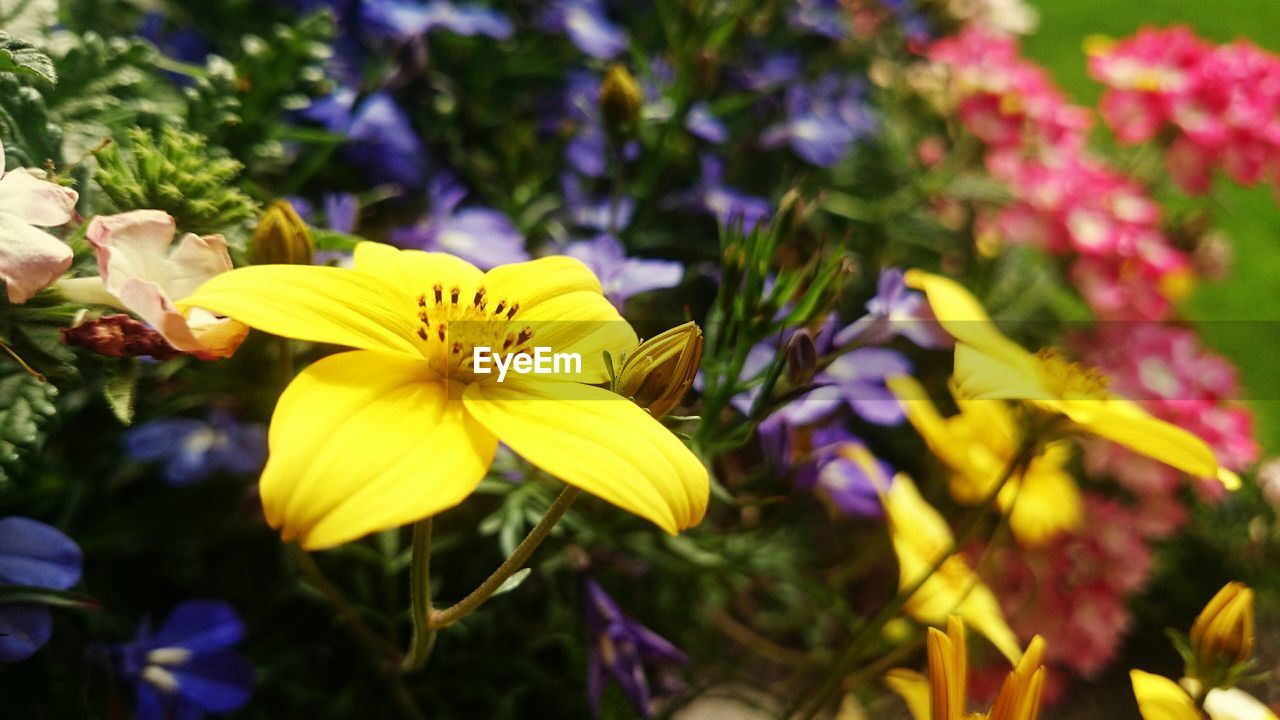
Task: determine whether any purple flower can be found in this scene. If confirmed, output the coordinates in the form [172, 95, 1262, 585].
[286, 193, 360, 234]
[881, 0, 932, 44]
[761, 74, 875, 167]
[359, 0, 513, 41]
[0, 518, 82, 662]
[673, 155, 771, 232]
[789, 0, 848, 38]
[562, 71, 639, 178]
[562, 174, 634, 233]
[108, 600, 253, 720]
[584, 578, 686, 718]
[300, 89, 430, 189]
[759, 415, 890, 518]
[137, 12, 211, 84]
[685, 102, 727, 144]
[540, 0, 627, 60]
[834, 268, 951, 349]
[390, 172, 528, 269]
[734, 53, 803, 93]
[785, 347, 912, 426]
[125, 411, 267, 486]
[564, 235, 683, 306]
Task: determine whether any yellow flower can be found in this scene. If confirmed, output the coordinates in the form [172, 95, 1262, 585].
[885, 616, 1047, 720]
[889, 375, 1083, 547]
[880, 474, 1021, 662]
[904, 270, 1238, 490]
[1131, 671, 1278, 720]
[1191, 582, 1255, 675]
[180, 242, 709, 549]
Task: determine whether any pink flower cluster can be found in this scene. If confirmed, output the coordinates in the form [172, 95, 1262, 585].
[1090, 26, 1280, 194]
[926, 28, 1195, 320]
[970, 495, 1152, 700]
[1075, 322, 1258, 534]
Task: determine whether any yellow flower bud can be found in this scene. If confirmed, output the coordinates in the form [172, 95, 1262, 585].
[616, 321, 703, 418]
[599, 64, 643, 141]
[1190, 581, 1255, 675]
[251, 200, 315, 266]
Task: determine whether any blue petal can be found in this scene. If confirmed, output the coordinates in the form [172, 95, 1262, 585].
[432, 3, 514, 39]
[0, 605, 52, 662]
[172, 650, 254, 713]
[0, 517, 82, 590]
[124, 419, 205, 463]
[347, 92, 429, 188]
[685, 103, 727, 144]
[358, 0, 437, 40]
[152, 600, 245, 655]
[435, 209, 529, 269]
[558, 0, 626, 59]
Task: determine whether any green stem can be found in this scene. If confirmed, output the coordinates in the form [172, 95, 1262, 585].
[428, 485, 581, 630]
[402, 518, 436, 672]
[791, 438, 1038, 719]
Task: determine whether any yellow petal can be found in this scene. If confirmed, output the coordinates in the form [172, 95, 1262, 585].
[483, 255, 604, 310]
[516, 290, 639, 383]
[953, 343, 1054, 401]
[1044, 397, 1220, 478]
[352, 241, 484, 299]
[462, 378, 708, 533]
[1130, 670, 1201, 720]
[180, 264, 419, 355]
[904, 270, 1040, 376]
[262, 350, 497, 549]
[883, 669, 931, 720]
[1005, 454, 1083, 547]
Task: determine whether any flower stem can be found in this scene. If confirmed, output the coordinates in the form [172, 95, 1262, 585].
[401, 518, 435, 672]
[287, 545, 399, 661]
[428, 485, 581, 630]
[791, 437, 1038, 719]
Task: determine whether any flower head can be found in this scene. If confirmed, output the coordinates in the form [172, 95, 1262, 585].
[540, 0, 627, 60]
[584, 578, 686, 718]
[834, 268, 951, 349]
[390, 172, 529, 269]
[0, 517, 82, 662]
[56, 210, 248, 359]
[761, 73, 876, 167]
[108, 600, 253, 720]
[180, 242, 708, 548]
[125, 410, 267, 485]
[0, 140, 78, 303]
[563, 234, 682, 307]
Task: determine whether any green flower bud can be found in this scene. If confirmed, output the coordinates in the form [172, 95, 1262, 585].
[251, 200, 314, 266]
[599, 64, 643, 142]
[616, 321, 703, 418]
[785, 328, 817, 387]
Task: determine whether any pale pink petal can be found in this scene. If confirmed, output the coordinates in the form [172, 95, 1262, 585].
[161, 233, 235, 299]
[115, 277, 247, 359]
[0, 212, 73, 303]
[86, 210, 177, 292]
[0, 170, 78, 227]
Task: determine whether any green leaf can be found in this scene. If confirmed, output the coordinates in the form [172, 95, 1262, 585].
[311, 228, 367, 253]
[491, 568, 532, 598]
[0, 31, 55, 84]
[102, 358, 140, 425]
[0, 360, 58, 487]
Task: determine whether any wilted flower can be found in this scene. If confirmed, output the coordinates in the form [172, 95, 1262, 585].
[55, 210, 248, 359]
[584, 578, 687, 718]
[0, 140, 78, 303]
[390, 172, 528, 269]
[0, 517, 82, 662]
[615, 321, 702, 418]
[125, 410, 268, 485]
[107, 600, 253, 720]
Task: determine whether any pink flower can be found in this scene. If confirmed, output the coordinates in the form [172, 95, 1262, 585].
[0, 141, 79, 303]
[58, 211, 247, 359]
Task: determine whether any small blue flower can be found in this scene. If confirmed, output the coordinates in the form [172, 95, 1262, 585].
[391, 172, 529, 269]
[561, 174, 635, 233]
[300, 89, 431, 189]
[109, 600, 253, 720]
[784, 347, 912, 426]
[881, 0, 932, 44]
[137, 11, 211, 86]
[564, 235, 683, 307]
[359, 0, 513, 41]
[684, 102, 727, 144]
[734, 53, 803, 92]
[126, 411, 267, 486]
[761, 74, 876, 167]
[0, 517, 82, 662]
[540, 0, 627, 60]
[759, 414, 892, 518]
[584, 578, 686, 718]
[789, 0, 849, 39]
[672, 155, 771, 232]
[834, 268, 951, 349]
[285, 193, 360, 235]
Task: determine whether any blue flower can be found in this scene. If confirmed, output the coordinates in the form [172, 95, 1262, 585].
[834, 268, 951, 349]
[125, 411, 267, 486]
[108, 600, 253, 720]
[760, 414, 892, 517]
[672, 155, 771, 232]
[561, 174, 634, 233]
[881, 0, 932, 44]
[564, 235, 683, 307]
[285, 193, 360, 234]
[0, 517, 82, 662]
[761, 73, 876, 167]
[390, 172, 528, 269]
[359, 0, 513, 42]
[789, 0, 849, 38]
[584, 578, 686, 718]
[734, 53, 803, 92]
[540, 0, 627, 60]
[784, 347, 912, 426]
[300, 89, 430, 189]
[684, 102, 727, 144]
[137, 11, 212, 84]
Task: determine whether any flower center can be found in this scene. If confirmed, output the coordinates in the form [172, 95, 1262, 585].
[1034, 348, 1110, 400]
[414, 282, 534, 382]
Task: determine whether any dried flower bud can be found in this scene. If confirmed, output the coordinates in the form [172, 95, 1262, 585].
[599, 64, 642, 142]
[1190, 581, 1255, 678]
[785, 329, 817, 387]
[616, 321, 703, 418]
[251, 200, 314, 266]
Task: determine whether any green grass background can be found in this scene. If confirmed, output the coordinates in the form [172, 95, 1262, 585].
[1021, 0, 1280, 451]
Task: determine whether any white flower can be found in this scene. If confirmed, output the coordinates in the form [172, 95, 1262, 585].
[0, 140, 78, 303]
